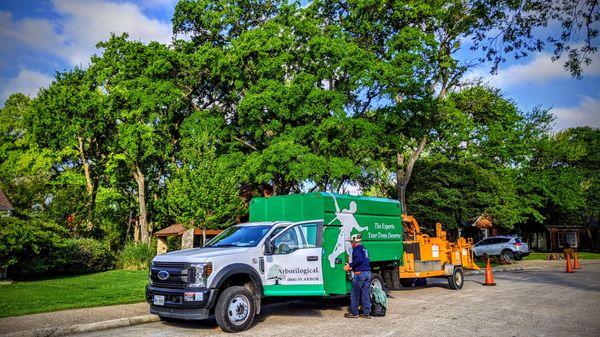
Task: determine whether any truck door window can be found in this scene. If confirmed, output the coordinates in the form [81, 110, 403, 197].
[273, 228, 300, 254]
[299, 223, 318, 248]
[272, 223, 320, 254]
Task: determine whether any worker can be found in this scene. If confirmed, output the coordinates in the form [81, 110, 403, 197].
[343, 234, 371, 319]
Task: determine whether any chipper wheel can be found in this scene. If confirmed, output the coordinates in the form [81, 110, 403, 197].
[447, 266, 464, 290]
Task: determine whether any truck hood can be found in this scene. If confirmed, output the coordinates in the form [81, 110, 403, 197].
[153, 247, 252, 263]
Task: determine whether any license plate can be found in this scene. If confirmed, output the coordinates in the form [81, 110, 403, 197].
[153, 295, 165, 306]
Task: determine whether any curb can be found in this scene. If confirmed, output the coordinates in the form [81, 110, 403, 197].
[2, 314, 159, 337]
[464, 266, 544, 276]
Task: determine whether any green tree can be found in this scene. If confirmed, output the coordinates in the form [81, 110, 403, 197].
[167, 112, 245, 232]
[470, 0, 600, 78]
[0, 94, 55, 216]
[92, 34, 188, 243]
[174, 3, 375, 195]
[30, 68, 114, 227]
[523, 127, 600, 248]
[405, 87, 552, 229]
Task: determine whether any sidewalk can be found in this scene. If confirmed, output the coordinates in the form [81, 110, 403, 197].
[0, 302, 151, 336]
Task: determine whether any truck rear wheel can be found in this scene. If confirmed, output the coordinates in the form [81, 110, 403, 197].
[215, 286, 255, 333]
[370, 273, 385, 291]
[447, 267, 464, 290]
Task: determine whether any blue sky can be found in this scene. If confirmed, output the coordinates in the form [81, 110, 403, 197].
[0, 0, 598, 131]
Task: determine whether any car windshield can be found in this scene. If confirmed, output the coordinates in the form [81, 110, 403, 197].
[205, 225, 273, 248]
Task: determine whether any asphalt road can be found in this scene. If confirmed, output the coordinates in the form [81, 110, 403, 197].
[75, 264, 600, 337]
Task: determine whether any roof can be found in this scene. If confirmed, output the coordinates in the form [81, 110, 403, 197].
[0, 191, 13, 211]
[154, 224, 224, 237]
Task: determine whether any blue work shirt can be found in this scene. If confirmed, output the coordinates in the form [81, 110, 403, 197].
[350, 244, 370, 272]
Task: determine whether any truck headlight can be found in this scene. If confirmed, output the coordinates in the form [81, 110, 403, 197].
[189, 263, 212, 288]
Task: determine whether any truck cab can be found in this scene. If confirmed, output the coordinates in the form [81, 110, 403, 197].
[146, 193, 403, 332]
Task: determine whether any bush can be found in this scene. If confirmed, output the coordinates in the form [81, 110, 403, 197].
[0, 217, 115, 279]
[117, 242, 156, 270]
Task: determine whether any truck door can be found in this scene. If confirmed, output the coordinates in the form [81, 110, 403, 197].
[263, 221, 325, 296]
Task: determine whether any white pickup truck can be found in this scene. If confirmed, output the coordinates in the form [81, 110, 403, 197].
[146, 193, 403, 332]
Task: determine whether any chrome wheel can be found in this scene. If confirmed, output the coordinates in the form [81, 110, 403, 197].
[371, 278, 383, 290]
[227, 294, 250, 325]
[454, 270, 463, 287]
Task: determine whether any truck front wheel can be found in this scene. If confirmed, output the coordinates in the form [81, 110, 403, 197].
[215, 286, 255, 333]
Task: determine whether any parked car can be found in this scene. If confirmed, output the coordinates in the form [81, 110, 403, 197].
[473, 236, 530, 261]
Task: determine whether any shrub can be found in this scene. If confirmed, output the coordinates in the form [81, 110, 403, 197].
[117, 242, 156, 270]
[0, 217, 115, 279]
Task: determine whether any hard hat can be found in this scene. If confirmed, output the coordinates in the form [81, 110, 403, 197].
[348, 234, 362, 242]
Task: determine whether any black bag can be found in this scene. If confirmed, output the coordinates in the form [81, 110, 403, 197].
[370, 295, 386, 317]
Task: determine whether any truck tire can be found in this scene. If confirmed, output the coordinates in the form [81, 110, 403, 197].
[501, 249, 514, 261]
[447, 267, 464, 290]
[400, 278, 415, 287]
[370, 273, 385, 291]
[215, 286, 255, 333]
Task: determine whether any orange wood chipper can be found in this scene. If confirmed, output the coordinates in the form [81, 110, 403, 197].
[398, 215, 479, 289]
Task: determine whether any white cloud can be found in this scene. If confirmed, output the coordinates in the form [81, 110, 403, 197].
[467, 52, 600, 88]
[552, 96, 600, 130]
[1, 0, 173, 67]
[0, 68, 53, 104]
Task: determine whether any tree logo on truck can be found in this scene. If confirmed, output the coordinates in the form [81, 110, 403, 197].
[267, 264, 285, 284]
[326, 193, 368, 268]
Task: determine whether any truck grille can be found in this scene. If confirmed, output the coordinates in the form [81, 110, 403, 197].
[152, 280, 186, 289]
[151, 262, 190, 289]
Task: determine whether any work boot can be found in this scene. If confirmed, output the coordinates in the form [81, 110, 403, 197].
[344, 313, 359, 318]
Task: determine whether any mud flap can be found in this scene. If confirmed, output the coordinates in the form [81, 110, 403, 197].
[444, 264, 455, 276]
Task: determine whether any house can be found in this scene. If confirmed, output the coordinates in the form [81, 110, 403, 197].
[547, 225, 593, 251]
[458, 215, 496, 243]
[153, 224, 223, 254]
[0, 190, 13, 217]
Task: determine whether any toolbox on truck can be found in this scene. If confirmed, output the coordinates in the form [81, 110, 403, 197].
[250, 192, 403, 295]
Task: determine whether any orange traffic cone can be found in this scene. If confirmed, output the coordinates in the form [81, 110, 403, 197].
[565, 254, 575, 273]
[573, 252, 581, 269]
[482, 258, 496, 286]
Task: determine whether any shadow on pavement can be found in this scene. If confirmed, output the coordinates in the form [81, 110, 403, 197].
[155, 296, 351, 331]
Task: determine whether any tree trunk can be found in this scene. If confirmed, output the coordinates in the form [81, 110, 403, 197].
[396, 135, 428, 215]
[77, 136, 96, 229]
[133, 164, 150, 244]
[396, 152, 407, 213]
[77, 136, 94, 196]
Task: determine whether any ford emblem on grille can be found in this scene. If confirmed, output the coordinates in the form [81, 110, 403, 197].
[157, 270, 169, 280]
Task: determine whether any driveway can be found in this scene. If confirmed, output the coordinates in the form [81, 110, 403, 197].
[73, 263, 600, 337]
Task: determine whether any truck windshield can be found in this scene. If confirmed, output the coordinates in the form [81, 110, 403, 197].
[205, 225, 273, 248]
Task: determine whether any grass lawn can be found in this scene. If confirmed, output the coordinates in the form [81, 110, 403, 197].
[0, 269, 148, 318]
[524, 252, 600, 260]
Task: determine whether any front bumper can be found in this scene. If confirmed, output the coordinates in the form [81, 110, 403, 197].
[146, 285, 217, 320]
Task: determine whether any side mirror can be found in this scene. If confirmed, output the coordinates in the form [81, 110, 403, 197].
[264, 239, 273, 255]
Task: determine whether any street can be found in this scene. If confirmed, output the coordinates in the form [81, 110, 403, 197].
[74, 263, 600, 337]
